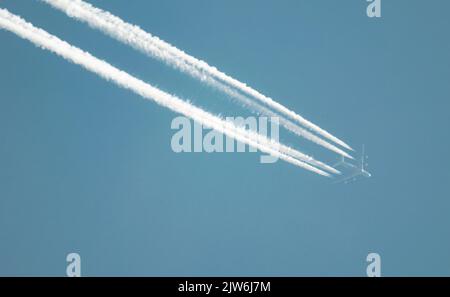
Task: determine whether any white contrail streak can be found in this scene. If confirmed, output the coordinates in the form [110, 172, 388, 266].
[0, 8, 338, 176]
[217, 81, 353, 159]
[42, 0, 353, 153]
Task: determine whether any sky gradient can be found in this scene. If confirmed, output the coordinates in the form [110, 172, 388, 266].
[0, 0, 449, 276]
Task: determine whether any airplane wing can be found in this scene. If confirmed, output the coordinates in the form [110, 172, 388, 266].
[333, 156, 356, 169]
[332, 170, 362, 184]
[340, 162, 356, 170]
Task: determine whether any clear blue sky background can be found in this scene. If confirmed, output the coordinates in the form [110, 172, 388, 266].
[1, 0, 449, 276]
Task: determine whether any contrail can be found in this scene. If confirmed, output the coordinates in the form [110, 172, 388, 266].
[216, 81, 353, 159]
[0, 8, 338, 176]
[41, 0, 353, 153]
[41, 0, 352, 159]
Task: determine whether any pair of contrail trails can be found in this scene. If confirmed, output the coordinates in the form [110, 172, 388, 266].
[41, 0, 353, 158]
[0, 8, 339, 176]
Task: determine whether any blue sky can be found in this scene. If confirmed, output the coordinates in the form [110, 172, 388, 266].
[0, 0, 449, 276]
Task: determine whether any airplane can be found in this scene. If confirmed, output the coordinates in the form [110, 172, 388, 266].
[333, 145, 372, 184]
